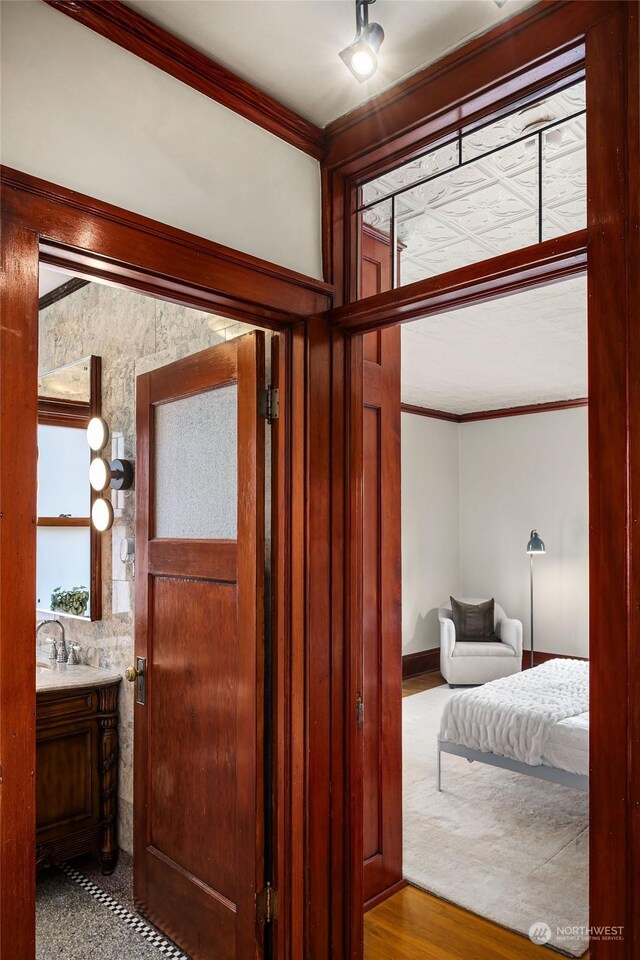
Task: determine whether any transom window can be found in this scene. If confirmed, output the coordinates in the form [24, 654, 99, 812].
[358, 80, 586, 294]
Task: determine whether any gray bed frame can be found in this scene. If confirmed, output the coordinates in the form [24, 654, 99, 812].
[437, 738, 589, 792]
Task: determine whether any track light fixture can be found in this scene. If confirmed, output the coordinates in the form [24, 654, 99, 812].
[339, 0, 384, 83]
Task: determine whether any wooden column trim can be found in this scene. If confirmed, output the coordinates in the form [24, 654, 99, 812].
[43, 0, 325, 160]
[0, 220, 38, 958]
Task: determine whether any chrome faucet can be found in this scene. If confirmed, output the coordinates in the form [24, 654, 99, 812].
[36, 619, 68, 663]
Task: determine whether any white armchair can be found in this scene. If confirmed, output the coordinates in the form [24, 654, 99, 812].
[439, 598, 523, 687]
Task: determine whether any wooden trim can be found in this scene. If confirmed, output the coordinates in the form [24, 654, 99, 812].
[43, 0, 324, 160]
[0, 219, 38, 957]
[626, 6, 640, 955]
[37, 396, 90, 429]
[401, 649, 440, 680]
[330, 231, 587, 333]
[363, 879, 407, 914]
[330, 5, 638, 959]
[524, 651, 588, 669]
[2, 166, 333, 327]
[460, 398, 588, 422]
[401, 404, 459, 423]
[37, 517, 90, 527]
[401, 398, 589, 423]
[147, 538, 237, 583]
[0, 161, 326, 960]
[38, 276, 89, 311]
[325, 2, 618, 175]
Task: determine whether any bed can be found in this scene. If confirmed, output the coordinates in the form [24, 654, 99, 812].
[437, 658, 589, 792]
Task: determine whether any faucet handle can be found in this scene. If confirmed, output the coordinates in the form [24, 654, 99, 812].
[48, 639, 58, 661]
[68, 644, 82, 666]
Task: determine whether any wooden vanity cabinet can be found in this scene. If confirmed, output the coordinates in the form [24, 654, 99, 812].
[36, 680, 121, 874]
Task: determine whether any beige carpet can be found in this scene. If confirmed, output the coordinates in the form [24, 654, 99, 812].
[403, 685, 588, 957]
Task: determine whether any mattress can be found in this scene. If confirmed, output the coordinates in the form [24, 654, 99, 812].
[541, 711, 589, 776]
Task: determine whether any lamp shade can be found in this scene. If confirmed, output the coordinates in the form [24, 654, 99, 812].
[526, 529, 546, 554]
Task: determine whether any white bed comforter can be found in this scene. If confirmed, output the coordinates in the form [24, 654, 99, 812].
[439, 659, 589, 766]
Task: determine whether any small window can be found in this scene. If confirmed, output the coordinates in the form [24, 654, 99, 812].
[357, 80, 586, 296]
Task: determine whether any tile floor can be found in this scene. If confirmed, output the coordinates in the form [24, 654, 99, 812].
[36, 853, 188, 960]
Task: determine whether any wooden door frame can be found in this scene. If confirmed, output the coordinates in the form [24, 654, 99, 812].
[0, 166, 332, 960]
[324, 3, 640, 959]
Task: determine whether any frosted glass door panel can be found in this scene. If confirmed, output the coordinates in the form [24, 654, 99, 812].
[154, 385, 237, 540]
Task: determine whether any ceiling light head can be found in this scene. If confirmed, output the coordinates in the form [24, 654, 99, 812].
[340, 1, 384, 83]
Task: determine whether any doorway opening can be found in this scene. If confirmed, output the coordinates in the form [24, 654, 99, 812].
[35, 263, 279, 960]
[364, 273, 589, 959]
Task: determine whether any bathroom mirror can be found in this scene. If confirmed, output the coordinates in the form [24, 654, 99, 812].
[37, 356, 102, 621]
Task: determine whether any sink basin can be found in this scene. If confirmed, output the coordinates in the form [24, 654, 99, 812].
[36, 661, 52, 670]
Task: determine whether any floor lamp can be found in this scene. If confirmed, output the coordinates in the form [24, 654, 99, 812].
[526, 529, 546, 668]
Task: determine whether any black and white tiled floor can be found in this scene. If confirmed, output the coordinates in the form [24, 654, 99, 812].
[36, 854, 190, 960]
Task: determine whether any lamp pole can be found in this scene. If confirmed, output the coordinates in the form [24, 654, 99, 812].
[530, 552, 534, 669]
[526, 529, 545, 670]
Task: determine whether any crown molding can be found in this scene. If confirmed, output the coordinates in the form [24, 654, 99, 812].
[38, 276, 89, 311]
[42, 0, 325, 160]
[401, 397, 588, 423]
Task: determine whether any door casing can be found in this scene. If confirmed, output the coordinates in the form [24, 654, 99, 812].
[324, 3, 640, 959]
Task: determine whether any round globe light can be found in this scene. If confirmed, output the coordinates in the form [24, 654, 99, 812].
[92, 497, 114, 532]
[87, 417, 109, 452]
[89, 457, 111, 492]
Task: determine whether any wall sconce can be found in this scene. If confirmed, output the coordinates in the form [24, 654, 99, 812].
[87, 417, 134, 531]
[89, 456, 134, 492]
[87, 416, 109, 452]
[92, 497, 114, 532]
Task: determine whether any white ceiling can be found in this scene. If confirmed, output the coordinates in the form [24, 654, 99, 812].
[401, 274, 587, 414]
[364, 82, 586, 284]
[39, 266, 71, 299]
[125, 0, 535, 128]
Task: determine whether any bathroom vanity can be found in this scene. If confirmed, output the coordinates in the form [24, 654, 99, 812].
[36, 661, 121, 874]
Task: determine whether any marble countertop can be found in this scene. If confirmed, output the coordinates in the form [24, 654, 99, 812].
[36, 659, 122, 693]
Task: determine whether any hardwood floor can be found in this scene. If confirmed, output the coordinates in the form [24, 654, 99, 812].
[402, 670, 445, 698]
[365, 884, 588, 960]
[367, 672, 589, 960]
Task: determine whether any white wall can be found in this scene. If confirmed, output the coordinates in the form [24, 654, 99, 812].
[459, 408, 589, 658]
[0, 1, 322, 279]
[401, 407, 589, 658]
[402, 413, 460, 654]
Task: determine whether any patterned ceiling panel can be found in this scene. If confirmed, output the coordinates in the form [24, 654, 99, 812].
[401, 274, 587, 414]
[363, 83, 586, 286]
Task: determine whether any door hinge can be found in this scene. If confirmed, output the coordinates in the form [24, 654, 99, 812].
[259, 386, 279, 424]
[256, 882, 278, 923]
[356, 694, 364, 731]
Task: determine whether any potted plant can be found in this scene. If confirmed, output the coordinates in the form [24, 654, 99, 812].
[50, 586, 89, 617]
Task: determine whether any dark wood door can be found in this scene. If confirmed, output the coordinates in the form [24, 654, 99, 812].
[134, 333, 266, 960]
[359, 227, 403, 908]
[362, 327, 402, 908]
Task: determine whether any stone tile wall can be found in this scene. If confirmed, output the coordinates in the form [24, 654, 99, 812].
[38, 280, 257, 853]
